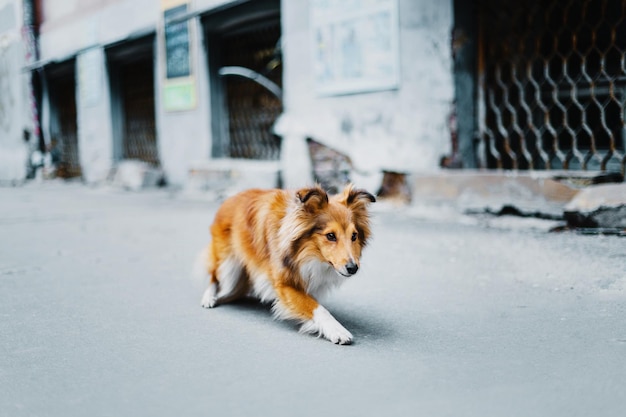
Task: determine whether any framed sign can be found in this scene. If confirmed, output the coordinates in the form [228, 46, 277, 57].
[311, 0, 400, 96]
[163, 78, 196, 111]
[164, 3, 191, 79]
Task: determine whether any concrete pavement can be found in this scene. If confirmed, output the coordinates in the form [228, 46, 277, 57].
[1, 182, 625, 417]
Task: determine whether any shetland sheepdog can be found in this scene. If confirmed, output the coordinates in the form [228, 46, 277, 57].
[199, 184, 375, 344]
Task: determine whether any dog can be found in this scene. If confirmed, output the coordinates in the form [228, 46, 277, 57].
[199, 184, 375, 344]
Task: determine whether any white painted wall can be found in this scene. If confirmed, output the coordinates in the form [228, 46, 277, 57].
[75, 47, 114, 183]
[38, 0, 158, 62]
[0, 0, 30, 183]
[278, 0, 454, 189]
[194, 0, 236, 10]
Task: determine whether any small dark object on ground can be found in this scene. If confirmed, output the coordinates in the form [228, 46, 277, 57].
[466, 204, 563, 221]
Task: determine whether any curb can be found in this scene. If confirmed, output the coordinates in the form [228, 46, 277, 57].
[405, 170, 625, 231]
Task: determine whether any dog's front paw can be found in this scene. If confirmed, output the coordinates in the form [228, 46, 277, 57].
[201, 283, 218, 308]
[326, 323, 353, 345]
[300, 305, 353, 345]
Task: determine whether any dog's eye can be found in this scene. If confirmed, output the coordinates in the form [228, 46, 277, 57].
[351, 232, 358, 241]
[326, 233, 336, 241]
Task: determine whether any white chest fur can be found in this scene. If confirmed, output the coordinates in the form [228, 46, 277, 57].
[299, 259, 345, 299]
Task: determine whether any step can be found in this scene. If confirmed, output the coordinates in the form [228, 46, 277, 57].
[186, 159, 281, 199]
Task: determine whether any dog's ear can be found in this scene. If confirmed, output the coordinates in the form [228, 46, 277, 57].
[340, 184, 375, 246]
[296, 185, 329, 213]
[338, 184, 376, 208]
[346, 187, 376, 206]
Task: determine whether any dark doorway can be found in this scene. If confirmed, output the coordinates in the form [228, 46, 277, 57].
[107, 35, 159, 165]
[46, 60, 81, 178]
[203, 0, 282, 160]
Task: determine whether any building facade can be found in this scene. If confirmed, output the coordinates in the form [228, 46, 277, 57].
[0, 0, 455, 187]
[3, 0, 625, 187]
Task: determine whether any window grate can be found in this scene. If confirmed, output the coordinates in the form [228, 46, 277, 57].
[478, 0, 626, 174]
[221, 20, 282, 160]
[121, 58, 159, 165]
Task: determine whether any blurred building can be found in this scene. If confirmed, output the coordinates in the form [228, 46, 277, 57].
[0, 0, 624, 186]
[0, 0, 454, 187]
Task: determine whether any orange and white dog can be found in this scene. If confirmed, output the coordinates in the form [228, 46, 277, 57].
[199, 184, 375, 344]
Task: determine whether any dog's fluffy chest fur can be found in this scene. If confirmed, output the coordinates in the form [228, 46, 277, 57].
[298, 260, 345, 299]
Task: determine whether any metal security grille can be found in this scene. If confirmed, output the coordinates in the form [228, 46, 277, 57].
[479, 0, 626, 174]
[121, 59, 159, 165]
[221, 20, 282, 160]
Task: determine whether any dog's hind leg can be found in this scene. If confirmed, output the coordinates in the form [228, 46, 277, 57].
[199, 244, 218, 308]
[201, 280, 218, 308]
[201, 255, 249, 308]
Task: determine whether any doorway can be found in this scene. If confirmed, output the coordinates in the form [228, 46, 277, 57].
[46, 60, 81, 178]
[107, 35, 159, 165]
[203, 0, 282, 160]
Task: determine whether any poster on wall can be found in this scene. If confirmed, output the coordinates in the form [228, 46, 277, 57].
[161, 0, 196, 111]
[163, 78, 196, 111]
[311, 0, 400, 96]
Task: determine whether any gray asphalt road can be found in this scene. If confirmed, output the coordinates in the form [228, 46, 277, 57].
[1, 183, 625, 417]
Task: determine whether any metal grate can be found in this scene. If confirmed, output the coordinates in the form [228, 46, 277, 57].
[121, 59, 159, 165]
[221, 21, 282, 160]
[479, 0, 626, 174]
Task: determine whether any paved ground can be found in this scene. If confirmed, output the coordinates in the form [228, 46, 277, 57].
[1, 182, 625, 417]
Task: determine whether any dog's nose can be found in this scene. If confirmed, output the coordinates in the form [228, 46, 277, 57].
[346, 262, 359, 275]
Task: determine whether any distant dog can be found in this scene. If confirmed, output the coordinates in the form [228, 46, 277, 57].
[199, 184, 375, 344]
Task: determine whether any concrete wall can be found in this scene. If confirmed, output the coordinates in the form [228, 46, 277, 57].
[278, 0, 454, 189]
[75, 47, 114, 183]
[38, 0, 158, 62]
[0, 0, 30, 183]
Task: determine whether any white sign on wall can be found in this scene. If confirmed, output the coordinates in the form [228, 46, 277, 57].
[311, 0, 400, 96]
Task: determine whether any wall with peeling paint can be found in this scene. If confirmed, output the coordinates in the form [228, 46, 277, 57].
[278, 0, 454, 189]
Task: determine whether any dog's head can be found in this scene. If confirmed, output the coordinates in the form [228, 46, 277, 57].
[294, 184, 375, 277]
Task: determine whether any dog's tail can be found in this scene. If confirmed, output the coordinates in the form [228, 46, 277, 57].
[190, 244, 212, 291]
